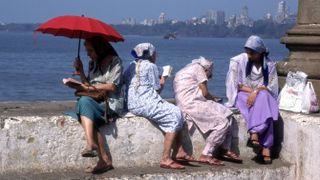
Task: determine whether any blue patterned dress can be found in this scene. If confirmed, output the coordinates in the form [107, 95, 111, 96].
[124, 59, 183, 133]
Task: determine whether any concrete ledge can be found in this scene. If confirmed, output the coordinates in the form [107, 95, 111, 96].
[1, 101, 319, 179]
[1, 159, 294, 180]
[0, 101, 255, 174]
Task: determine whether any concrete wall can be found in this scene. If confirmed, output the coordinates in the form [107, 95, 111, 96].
[0, 102, 319, 179]
[279, 112, 320, 180]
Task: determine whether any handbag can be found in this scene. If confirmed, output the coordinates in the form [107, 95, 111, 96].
[75, 90, 106, 102]
[75, 89, 116, 123]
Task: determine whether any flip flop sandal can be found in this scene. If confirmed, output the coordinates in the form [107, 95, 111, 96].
[219, 152, 243, 164]
[81, 149, 98, 158]
[91, 165, 114, 174]
[174, 154, 198, 162]
[198, 158, 225, 166]
[160, 161, 185, 170]
[262, 155, 272, 164]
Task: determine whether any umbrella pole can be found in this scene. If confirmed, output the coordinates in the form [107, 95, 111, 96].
[77, 32, 82, 58]
[73, 31, 82, 75]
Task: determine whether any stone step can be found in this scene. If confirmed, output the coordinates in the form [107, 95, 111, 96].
[0, 158, 294, 180]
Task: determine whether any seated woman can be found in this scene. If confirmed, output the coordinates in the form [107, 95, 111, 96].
[65, 36, 124, 173]
[225, 35, 279, 164]
[124, 43, 185, 169]
[173, 56, 242, 166]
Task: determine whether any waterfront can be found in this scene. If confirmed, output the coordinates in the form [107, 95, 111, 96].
[0, 32, 288, 101]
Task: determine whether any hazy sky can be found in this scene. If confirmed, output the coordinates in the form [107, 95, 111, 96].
[0, 0, 298, 24]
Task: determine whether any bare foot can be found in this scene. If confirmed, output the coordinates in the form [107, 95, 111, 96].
[160, 159, 185, 169]
[198, 154, 224, 166]
[175, 152, 196, 162]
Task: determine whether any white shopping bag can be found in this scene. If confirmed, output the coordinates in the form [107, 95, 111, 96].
[301, 82, 319, 114]
[278, 71, 308, 112]
[279, 84, 304, 112]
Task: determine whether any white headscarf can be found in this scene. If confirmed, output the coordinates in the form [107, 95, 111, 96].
[131, 43, 156, 59]
[244, 35, 267, 54]
[191, 56, 213, 72]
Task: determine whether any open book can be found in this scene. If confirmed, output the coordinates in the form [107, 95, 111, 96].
[62, 78, 83, 90]
[162, 65, 173, 77]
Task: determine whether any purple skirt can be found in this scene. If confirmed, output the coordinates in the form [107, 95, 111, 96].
[235, 90, 279, 148]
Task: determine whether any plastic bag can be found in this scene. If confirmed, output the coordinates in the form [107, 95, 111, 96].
[301, 82, 319, 114]
[278, 71, 308, 112]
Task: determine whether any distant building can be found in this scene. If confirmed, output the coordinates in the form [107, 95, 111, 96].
[214, 11, 226, 25]
[201, 17, 208, 24]
[206, 10, 215, 23]
[170, 19, 179, 25]
[276, 1, 288, 23]
[264, 13, 273, 21]
[159, 12, 165, 24]
[141, 19, 156, 26]
[236, 6, 253, 27]
[227, 15, 237, 28]
[121, 18, 136, 25]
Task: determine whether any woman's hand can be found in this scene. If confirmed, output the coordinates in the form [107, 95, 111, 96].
[247, 90, 258, 107]
[73, 57, 84, 75]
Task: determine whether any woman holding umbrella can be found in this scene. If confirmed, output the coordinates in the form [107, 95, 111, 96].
[65, 36, 124, 173]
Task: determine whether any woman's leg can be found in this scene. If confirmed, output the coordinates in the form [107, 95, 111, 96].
[250, 119, 274, 148]
[174, 125, 195, 161]
[162, 132, 177, 162]
[93, 130, 113, 167]
[80, 115, 98, 150]
[160, 132, 185, 169]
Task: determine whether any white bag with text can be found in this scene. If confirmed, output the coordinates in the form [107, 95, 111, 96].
[301, 82, 319, 114]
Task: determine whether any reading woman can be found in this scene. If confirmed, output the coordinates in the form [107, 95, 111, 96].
[225, 35, 279, 164]
[173, 56, 242, 166]
[123, 43, 187, 169]
[65, 36, 123, 173]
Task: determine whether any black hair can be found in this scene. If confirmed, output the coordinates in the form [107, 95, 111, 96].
[85, 36, 118, 73]
[245, 49, 269, 86]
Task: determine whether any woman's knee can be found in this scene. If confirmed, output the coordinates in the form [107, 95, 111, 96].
[257, 90, 270, 99]
[78, 96, 95, 107]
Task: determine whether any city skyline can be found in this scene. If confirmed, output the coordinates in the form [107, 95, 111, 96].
[122, 1, 295, 27]
[0, 0, 298, 24]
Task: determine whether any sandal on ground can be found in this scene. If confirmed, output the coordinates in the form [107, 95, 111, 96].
[219, 151, 243, 164]
[174, 154, 198, 162]
[160, 161, 185, 170]
[262, 155, 272, 164]
[81, 149, 98, 158]
[85, 165, 114, 174]
[198, 156, 225, 166]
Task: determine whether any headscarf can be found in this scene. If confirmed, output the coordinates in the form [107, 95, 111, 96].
[131, 43, 157, 91]
[244, 35, 269, 86]
[131, 43, 156, 60]
[191, 56, 213, 73]
[244, 35, 267, 54]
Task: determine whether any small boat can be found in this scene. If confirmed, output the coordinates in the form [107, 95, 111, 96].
[163, 33, 177, 40]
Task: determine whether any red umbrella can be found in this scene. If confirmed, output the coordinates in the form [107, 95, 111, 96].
[35, 15, 124, 58]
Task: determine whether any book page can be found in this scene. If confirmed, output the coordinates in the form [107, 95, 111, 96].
[162, 65, 173, 77]
[62, 78, 83, 89]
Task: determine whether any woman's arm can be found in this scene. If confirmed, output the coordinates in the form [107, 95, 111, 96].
[73, 57, 90, 85]
[85, 83, 117, 93]
[157, 76, 167, 94]
[199, 81, 219, 101]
